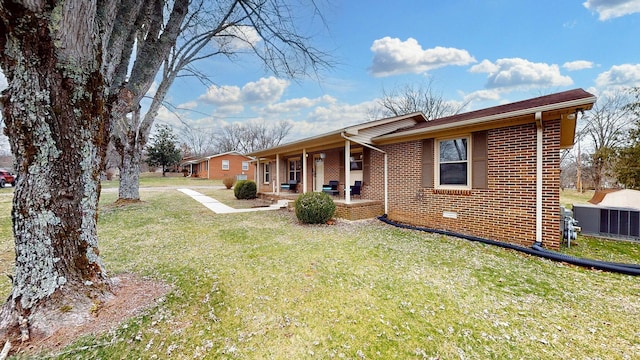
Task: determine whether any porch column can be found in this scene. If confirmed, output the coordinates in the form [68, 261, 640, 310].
[345, 140, 351, 204]
[276, 153, 280, 195]
[256, 158, 260, 186]
[302, 148, 307, 193]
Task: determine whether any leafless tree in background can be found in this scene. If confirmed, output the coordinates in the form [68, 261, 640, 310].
[113, 0, 331, 202]
[577, 91, 632, 189]
[375, 80, 467, 119]
[214, 120, 292, 153]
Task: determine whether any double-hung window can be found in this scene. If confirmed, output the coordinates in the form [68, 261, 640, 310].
[264, 163, 271, 184]
[242, 161, 249, 171]
[222, 159, 230, 170]
[436, 137, 470, 188]
[289, 158, 301, 182]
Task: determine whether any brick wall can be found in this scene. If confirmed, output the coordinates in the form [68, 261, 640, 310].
[371, 120, 563, 249]
[335, 201, 384, 220]
[204, 154, 254, 180]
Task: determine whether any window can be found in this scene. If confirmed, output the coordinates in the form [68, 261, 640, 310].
[436, 137, 469, 187]
[288, 158, 301, 182]
[264, 163, 271, 184]
[242, 161, 249, 171]
[222, 159, 230, 170]
[350, 155, 363, 170]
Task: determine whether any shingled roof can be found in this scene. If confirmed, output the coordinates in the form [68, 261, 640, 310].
[407, 88, 593, 131]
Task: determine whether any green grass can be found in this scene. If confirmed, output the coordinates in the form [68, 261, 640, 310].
[100, 172, 223, 189]
[0, 185, 639, 359]
[559, 189, 594, 209]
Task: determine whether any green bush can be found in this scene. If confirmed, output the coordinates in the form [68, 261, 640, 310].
[294, 192, 336, 224]
[234, 180, 257, 199]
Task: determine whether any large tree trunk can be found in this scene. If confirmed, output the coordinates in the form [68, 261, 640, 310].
[0, 0, 112, 344]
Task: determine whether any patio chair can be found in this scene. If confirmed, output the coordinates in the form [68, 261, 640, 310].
[350, 180, 362, 198]
[322, 180, 340, 197]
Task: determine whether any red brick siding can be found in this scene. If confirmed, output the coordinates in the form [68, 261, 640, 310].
[205, 154, 254, 180]
[371, 120, 563, 249]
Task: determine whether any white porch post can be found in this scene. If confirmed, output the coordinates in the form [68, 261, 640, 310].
[302, 148, 307, 193]
[384, 153, 388, 214]
[345, 140, 351, 204]
[256, 158, 260, 185]
[276, 153, 281, 195]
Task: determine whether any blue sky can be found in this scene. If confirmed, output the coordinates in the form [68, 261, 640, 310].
[1, 0, 640, 145]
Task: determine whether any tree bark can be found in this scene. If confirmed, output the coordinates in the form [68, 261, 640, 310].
[0, 0, 113, 343]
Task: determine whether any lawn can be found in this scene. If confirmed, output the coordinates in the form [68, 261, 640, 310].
[0, 183, 639, 359]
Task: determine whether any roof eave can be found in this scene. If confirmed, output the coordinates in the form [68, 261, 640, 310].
[373, 95, 597, 143]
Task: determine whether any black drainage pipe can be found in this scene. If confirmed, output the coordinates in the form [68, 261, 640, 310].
[377, 215, 640, 276]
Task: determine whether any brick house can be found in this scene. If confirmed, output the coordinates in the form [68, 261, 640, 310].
[181, 151, 255, 180]
[248, 89, 596, 249]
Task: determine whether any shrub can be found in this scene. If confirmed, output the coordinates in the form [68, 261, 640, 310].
[294, 192, 336, 224]
[234, 180, 257, 199]
[223, 176, 236, 189]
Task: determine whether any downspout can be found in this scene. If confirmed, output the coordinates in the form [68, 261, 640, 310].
[535, 111, 543, 245]
[341, 132, 388, 214]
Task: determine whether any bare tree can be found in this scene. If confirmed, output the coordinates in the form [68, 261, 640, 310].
[113, 0, 331, 202]
[376, 80, 467, 119]
[578, 91, 633, 189]
[214, 120, 292, 153]
[177, 122, 217, 157]
[0, 0, 189, 348]
[0, 0, 329, 349]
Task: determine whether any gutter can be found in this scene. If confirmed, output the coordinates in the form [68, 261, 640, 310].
[341, 132, 388, 214]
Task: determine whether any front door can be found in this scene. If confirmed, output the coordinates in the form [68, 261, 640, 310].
[314, 155, 324, 192]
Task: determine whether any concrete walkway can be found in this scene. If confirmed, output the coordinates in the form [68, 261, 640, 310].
[178, 188, 289, 214]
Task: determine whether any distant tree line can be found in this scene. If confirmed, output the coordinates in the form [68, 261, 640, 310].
[562, 87, 640, 190]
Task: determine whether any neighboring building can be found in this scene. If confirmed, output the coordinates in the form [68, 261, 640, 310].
[181, 151, 255, 180]
[249, 89, 596, 249]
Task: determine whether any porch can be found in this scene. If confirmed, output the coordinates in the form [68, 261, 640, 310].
[257, 192, 384, 221]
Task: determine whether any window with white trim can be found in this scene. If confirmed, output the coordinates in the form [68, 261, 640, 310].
[436, 137, 470, 188]
[222, 159, 230, 170]
[263, 163, 271, 184]
[288, 158, 301, 182]
[242, 161, 249, 171]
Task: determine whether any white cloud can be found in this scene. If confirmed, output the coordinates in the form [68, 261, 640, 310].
[583, 0, 640, 20]
[463, 89, 501, 104]
[197, 77, 289, 115]
[369, 37, 476, 77]
[263, 95, 336, 114]
[214, 25, 261, 51]
[563, 60, 594, 71]
[595, 63, 640, 87]
[199, 84, 242, 105]
[470, 58, 573, 91]
[177, 101, 198, 110]
[241, 77, 289, 103]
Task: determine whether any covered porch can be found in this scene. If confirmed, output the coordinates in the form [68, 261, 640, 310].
[248, 113, 429, 216]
